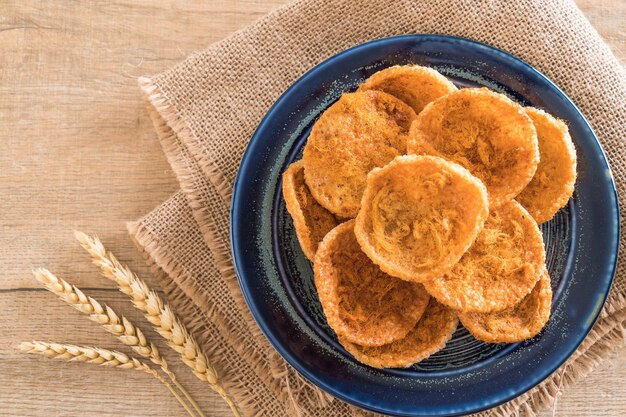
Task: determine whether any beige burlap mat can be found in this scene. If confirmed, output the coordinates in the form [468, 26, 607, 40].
[127, 0, 626, 415]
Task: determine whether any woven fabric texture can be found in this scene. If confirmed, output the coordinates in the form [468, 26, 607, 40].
[129, 0, 626, 415]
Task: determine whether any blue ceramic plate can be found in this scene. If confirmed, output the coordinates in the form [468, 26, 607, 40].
[230, 35, 619, 416]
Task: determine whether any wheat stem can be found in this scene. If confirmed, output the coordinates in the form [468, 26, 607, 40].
[155, 370, 199, 417]
[32, 268, 205, 417]
[75, 231, 241, 417]
[19, 341, 197, 417]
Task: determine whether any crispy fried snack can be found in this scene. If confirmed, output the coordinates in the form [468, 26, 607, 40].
[459, 268, 552, 343]
[303, 90, 417, 218]
[314, 220, 430, 347]
[282, 160, 340, 261]
[354, 155, 489, 282]
[424, 201, 546, 313]
[339, 299, 458, 368]
[358, 65, 458, 114]
[408, 88, 539, 209]
[517, 108, 577, 224]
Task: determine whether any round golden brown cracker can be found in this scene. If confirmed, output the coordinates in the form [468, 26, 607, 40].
[354, 155, 489, 283]
[516, 107, 577, 224]
[407, 88, 539, 209]
[314, 220, 430, 347]
[339, 299, 458, 368]
[303, 90, 417, 218]
[358, 65, 458, 114]
[459, 268, 552, 343]
[282, 160, 340, 261]
[424, 201, 546, 313]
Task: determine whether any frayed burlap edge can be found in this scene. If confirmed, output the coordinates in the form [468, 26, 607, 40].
[479, 310, 626, 417]
[135, 69, 626, 417]
[138, 77, 338, 416]
[127, 219, 265, 417]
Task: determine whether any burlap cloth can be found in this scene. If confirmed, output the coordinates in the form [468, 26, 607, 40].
[127, 0, 626, 415]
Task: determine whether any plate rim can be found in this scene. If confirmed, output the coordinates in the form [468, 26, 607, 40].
[230, 34, 620, 416]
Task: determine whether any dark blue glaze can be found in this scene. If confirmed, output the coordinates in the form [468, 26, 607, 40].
[230, 35, 619, 416]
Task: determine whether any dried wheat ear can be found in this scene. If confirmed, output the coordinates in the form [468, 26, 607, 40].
[74, 231, 241, 417]
[32, 267, 205, 417]
[19, 341, 198, 417]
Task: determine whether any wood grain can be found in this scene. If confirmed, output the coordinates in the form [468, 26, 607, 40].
[0, 290, 229, 416]
[0, 0, 623, 416]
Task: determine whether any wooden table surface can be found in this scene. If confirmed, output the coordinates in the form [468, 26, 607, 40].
[1, 1, 624, 416]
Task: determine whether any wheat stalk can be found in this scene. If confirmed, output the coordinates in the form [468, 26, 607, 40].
[32, 268, 205, 417]
[19, 341, 196, 417]
[75, 231, 241, 417]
